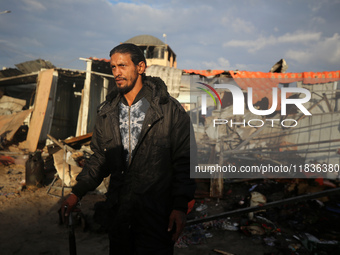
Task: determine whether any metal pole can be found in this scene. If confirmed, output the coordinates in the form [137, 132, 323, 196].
[187, 186, 340, 225]
[0, 10, 11, 14]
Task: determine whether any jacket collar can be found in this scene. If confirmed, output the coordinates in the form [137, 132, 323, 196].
[106, 75, 169, 104]
[99, 75, 169, 116]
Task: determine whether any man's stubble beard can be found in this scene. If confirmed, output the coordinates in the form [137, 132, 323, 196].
[117, 81, 135, 95]
[117, 70, 139, 95]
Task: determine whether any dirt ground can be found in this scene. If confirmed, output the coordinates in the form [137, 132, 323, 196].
[1, 159, 340, 255]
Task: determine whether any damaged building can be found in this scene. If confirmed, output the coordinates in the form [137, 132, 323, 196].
[2, 35, 340, 254]
[1, 35, 340, 194]
[187, 69, 340, 180]
[0, 58, 114, 151]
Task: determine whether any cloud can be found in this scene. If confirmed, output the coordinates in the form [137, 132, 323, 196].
[200, 57, 247, 71]
[21, 0, 46, 11]
[223, 31, 322, 53]
[0, 40, 37, 64]
[202, 57, 231, 70]
[311, 16, 326, 24]
[308, 0, 328, 12]
[21, 37, 44, 47]
[1, 0, 340, 73]
[285, 33, 340, 67]
[230, 18, 256, 34]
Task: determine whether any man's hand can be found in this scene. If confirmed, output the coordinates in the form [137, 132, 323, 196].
[167, 209, 186, 241]
[60, 193, 79, 225]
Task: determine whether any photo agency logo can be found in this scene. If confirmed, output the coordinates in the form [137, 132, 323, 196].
[196, 82, 312, 128]
[196, 82, 223, 115]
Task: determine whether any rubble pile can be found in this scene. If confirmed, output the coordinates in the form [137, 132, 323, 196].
[175, 179, 340, 254]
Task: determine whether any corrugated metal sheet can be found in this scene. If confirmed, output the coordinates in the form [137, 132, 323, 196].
[145, 65, 182, 98]
[0, 68, 23, 78]
[279, 112, 340, 178]
[0, 59, 55, 86]
[15, 59, 55, 74]
[0, 72, 38, 86]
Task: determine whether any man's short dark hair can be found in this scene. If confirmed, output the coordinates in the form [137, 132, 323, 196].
[109, 43, 147, 67]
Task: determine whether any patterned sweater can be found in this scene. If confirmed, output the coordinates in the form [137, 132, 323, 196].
[119, 97, 150, 166]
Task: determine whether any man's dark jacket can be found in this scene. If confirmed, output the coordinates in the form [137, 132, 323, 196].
[72, 76, 196, 233]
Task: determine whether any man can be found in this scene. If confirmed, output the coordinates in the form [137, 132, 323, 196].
[61, 43, 196, 254]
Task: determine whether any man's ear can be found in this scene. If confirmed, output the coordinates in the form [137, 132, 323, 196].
[137, 61, 146, 74]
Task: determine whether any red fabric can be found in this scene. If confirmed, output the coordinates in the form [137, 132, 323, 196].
[0, 155, 15, 165]
[187, 199, 195, 214]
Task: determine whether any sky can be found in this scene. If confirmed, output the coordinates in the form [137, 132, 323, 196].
[0, 0, 340, 73]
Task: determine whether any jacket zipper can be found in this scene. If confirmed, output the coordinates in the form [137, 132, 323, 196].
[128, 106, 132, 166]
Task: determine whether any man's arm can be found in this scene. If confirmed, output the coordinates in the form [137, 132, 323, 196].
[71, 116, 111, 198]
[168, 209, 187, 241]
[60, 117, 110, 222]
[168, 106, 197, 240]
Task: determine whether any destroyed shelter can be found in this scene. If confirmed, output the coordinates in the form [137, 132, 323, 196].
[2, 36, 340, 255]
[0, 35, 340, 197]
[1, 59, 340, 190]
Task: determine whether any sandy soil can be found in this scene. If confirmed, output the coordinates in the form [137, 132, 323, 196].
[0, 161, 282, 255]
[2, 160, 336, 255]
[0, 162, 109, 255]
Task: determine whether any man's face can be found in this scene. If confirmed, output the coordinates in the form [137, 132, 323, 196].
[110, 53, 139, 94]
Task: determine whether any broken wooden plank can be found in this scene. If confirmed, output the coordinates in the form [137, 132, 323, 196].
[75, 89, 84, 137]
[39, 71, 58, 142]
[47, 134, 75, 153]
[79, 60, 92, 136]
[19, 69, 54, 152]
[210, 140, 224, 198]
[63, 132, 93, 144]
[213, 249, 235, 255]
[210, 177, 224, 198]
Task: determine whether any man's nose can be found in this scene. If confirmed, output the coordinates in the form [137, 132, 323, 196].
[112, 67, 121, 77]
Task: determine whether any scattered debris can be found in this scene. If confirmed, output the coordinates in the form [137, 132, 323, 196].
[212, 249, 235, 255]
[1, 59, 340, 255]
